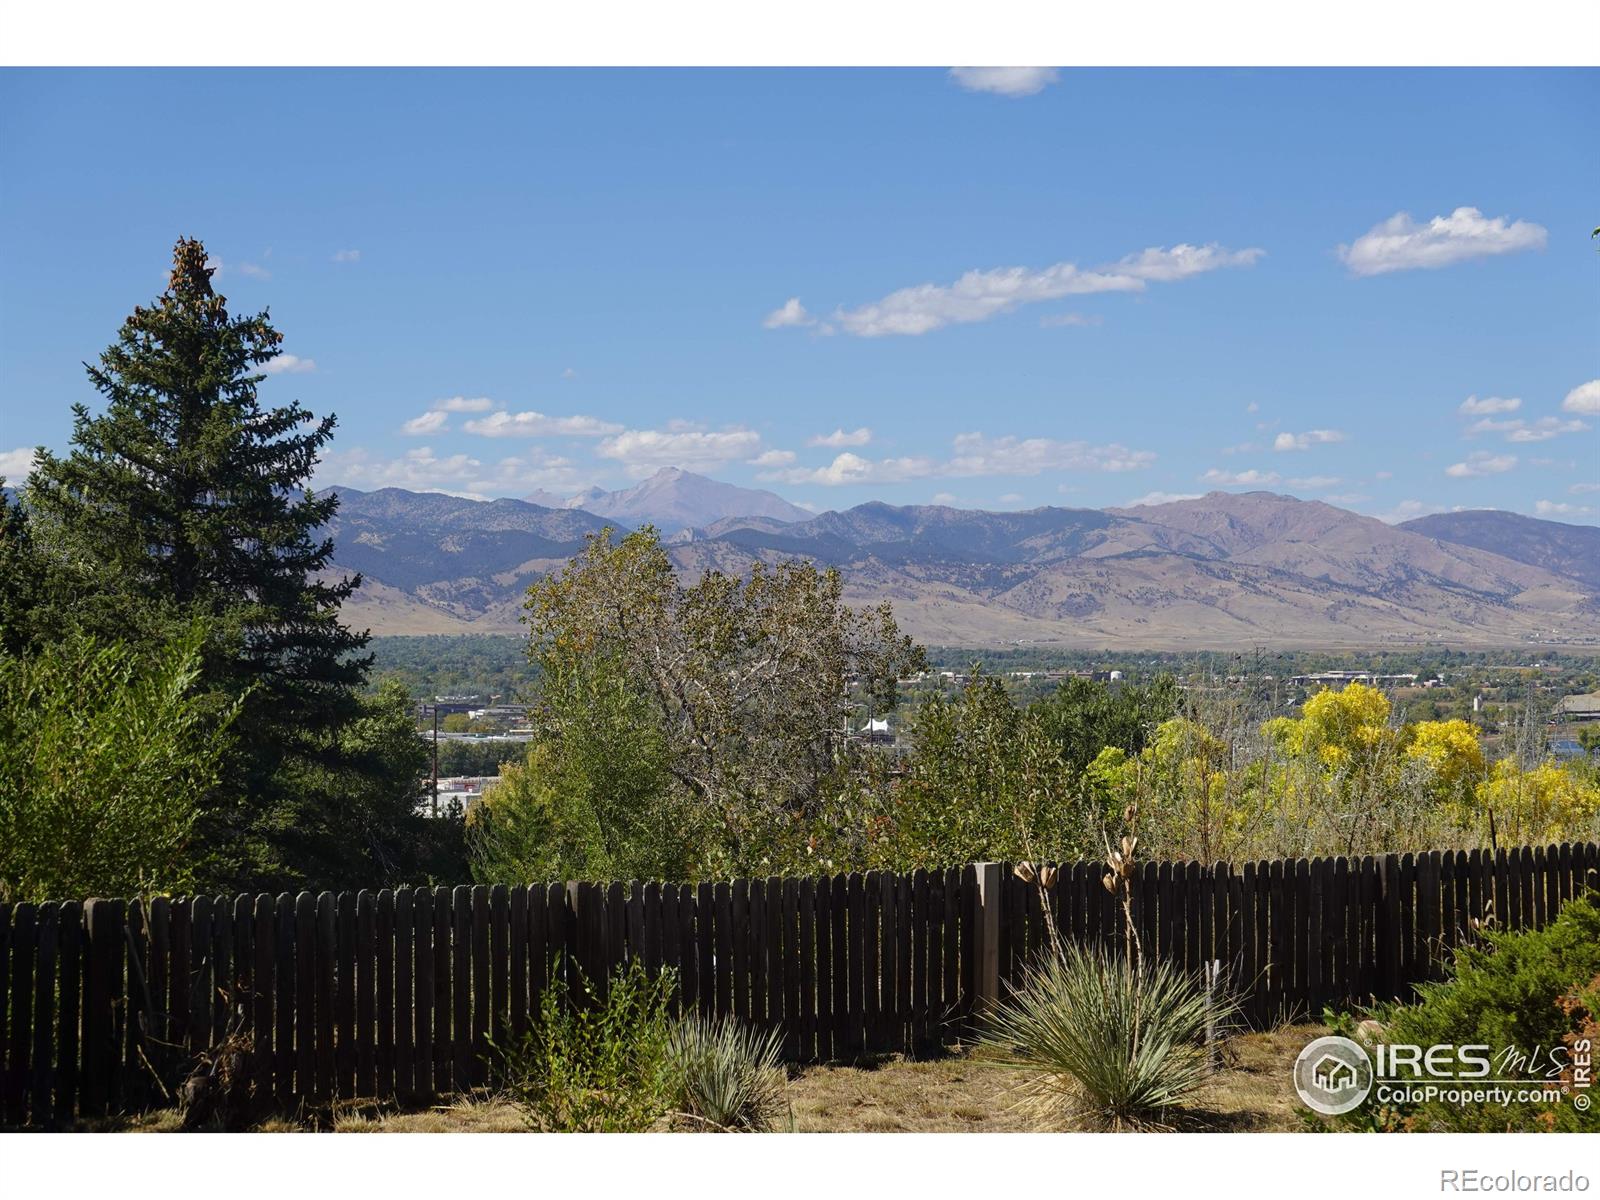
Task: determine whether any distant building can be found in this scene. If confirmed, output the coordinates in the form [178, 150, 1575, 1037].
[1555, 692, 1600, 722]
[854, 716, 895, 745]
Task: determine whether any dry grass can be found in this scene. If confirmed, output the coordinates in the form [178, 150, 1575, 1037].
[82, 1025, 1326, 1133]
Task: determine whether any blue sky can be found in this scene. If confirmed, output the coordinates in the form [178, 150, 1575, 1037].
[2, 68, 1595, 522]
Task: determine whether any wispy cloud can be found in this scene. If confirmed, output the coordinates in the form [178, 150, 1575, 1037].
[1458, 395, 1520, 416]
[400, 410, 450, 436]
[1039, 312, 1102, 328]
[762, 432, 1154, 486]
[808, 427, 872, 448]
[948, 67, 1058, 97]
[1372, 499, 1447, 524]
[1200, 468, 1281, 486]
[1287, 475, 1342, 489]
[596, 427, 764, 476]
[1272, 429, 1346, 452]
[1338, 207, 1547, 276]
[465, 410, 624, 438]
[1445, 451, 1517, 478]
[261, 353, 316, 375]
[236, 261, 271, 280]
[1468, 415, 1589, 443]
[1563, 380, 1600, 415]
[315, 445, 583, 495]
[434, 396, 495, 413]
[763, 297, 815, 329]
[779, 242, 1264, 338]
[1124, 490, 1202, 507]
[748, 449, 796, 468]
[1535, 500, 1595, 518]
[332, 249, 360, 263]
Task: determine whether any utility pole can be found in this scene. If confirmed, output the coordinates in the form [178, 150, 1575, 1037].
[431, 702, 440, 817]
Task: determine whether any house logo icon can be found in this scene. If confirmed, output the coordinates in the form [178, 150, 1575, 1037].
[1294, 1035, 1373, 1115]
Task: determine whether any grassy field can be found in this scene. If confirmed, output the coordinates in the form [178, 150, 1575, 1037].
[95, 1024, 1323, 1133]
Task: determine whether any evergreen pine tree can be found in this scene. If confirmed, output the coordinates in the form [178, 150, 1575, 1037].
[27, 237, 378, 888]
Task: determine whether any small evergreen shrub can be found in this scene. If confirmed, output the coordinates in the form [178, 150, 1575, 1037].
[1328, 893, 1600, 1132]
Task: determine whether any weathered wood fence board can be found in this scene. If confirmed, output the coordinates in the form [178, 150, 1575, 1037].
[2, 841, 1597, 1127]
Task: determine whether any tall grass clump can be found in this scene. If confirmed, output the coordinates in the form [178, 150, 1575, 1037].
[979, 938, 1230, 1130]
[668, 1016, 787, 1131]
[499, 960, 678, 1132]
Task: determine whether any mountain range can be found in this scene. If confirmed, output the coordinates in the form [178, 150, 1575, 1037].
[317, 472, 1600, 649]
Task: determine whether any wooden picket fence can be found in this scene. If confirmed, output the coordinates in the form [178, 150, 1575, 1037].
[2, 842, 1597, 1128]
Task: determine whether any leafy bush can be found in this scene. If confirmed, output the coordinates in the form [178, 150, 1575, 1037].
[978, 939, 1230, 1130]
[499, 960, 679, 1132]
[1338, 894, 1600, 1132]
[668, 1016, 787, 1131]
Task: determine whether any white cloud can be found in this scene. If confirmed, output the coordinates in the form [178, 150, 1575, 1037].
[748, 449, 796, 468]
[1562, 380, 1600, 415]
[1468, 414, 1588, 442]
[948, 66, 1059, 97]
[1288, 475, 1342, 489]
[1105, 243, 1265, 282]
[808, 427, 873, 448]
[561, 367, 577, 380]
[763, 297, 816, 329]
[401, 410, 450, 437]
[763, 433, 1154, 487]
[1220, 441, 1261, 456]
[1508, 418, 1588, 443]
[597, 428, 764, 475]
[997, 492, 1025, 504]
[1535, 500, 1595, 518]
[465, 409, 624, 438]
[1372, 499, 1446, 524]
[1, 447, 36, 479]
[1246, 402, 1260, 413]
[763, 452, 936, 487]
[261, 353, 316, 375]
[1570, 483, 1600, 495]
[236, 262, 271, 280]
[1445, 451, 1518, 478]
[1338, 206, 1547, 277]
[1124, 490, 1202, 507]
[1200, 468, 1281, 486]
[332, 249, 360, 263]
[1459, 395, 1521, 416]
[945, 433, 1155, 475]
[315, 445, 584, 495]
[820, 242, 1263, 337]
[931, 492, 960, 505]
[434, 396, 495, 413]
[1273, 429, 1346, 452]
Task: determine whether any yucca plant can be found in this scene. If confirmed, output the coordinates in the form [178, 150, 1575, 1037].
[979, 939, 1232, 1131]
[667, 1016, 787, 1132]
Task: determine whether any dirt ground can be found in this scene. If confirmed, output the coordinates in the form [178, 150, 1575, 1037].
[93, 1024, 1324, 1133]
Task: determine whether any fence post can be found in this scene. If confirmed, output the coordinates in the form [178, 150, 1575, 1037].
[971, 863, 1002, 1016]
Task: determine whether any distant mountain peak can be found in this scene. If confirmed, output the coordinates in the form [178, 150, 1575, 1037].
[523, 468, 811, 533]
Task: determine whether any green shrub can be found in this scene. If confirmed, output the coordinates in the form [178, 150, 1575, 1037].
[1337, 894, 1600, 1132]
[668, 1016, 787, 1131]
[499, 960, 678, 1132]
[978, 940, 1231, 1130]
